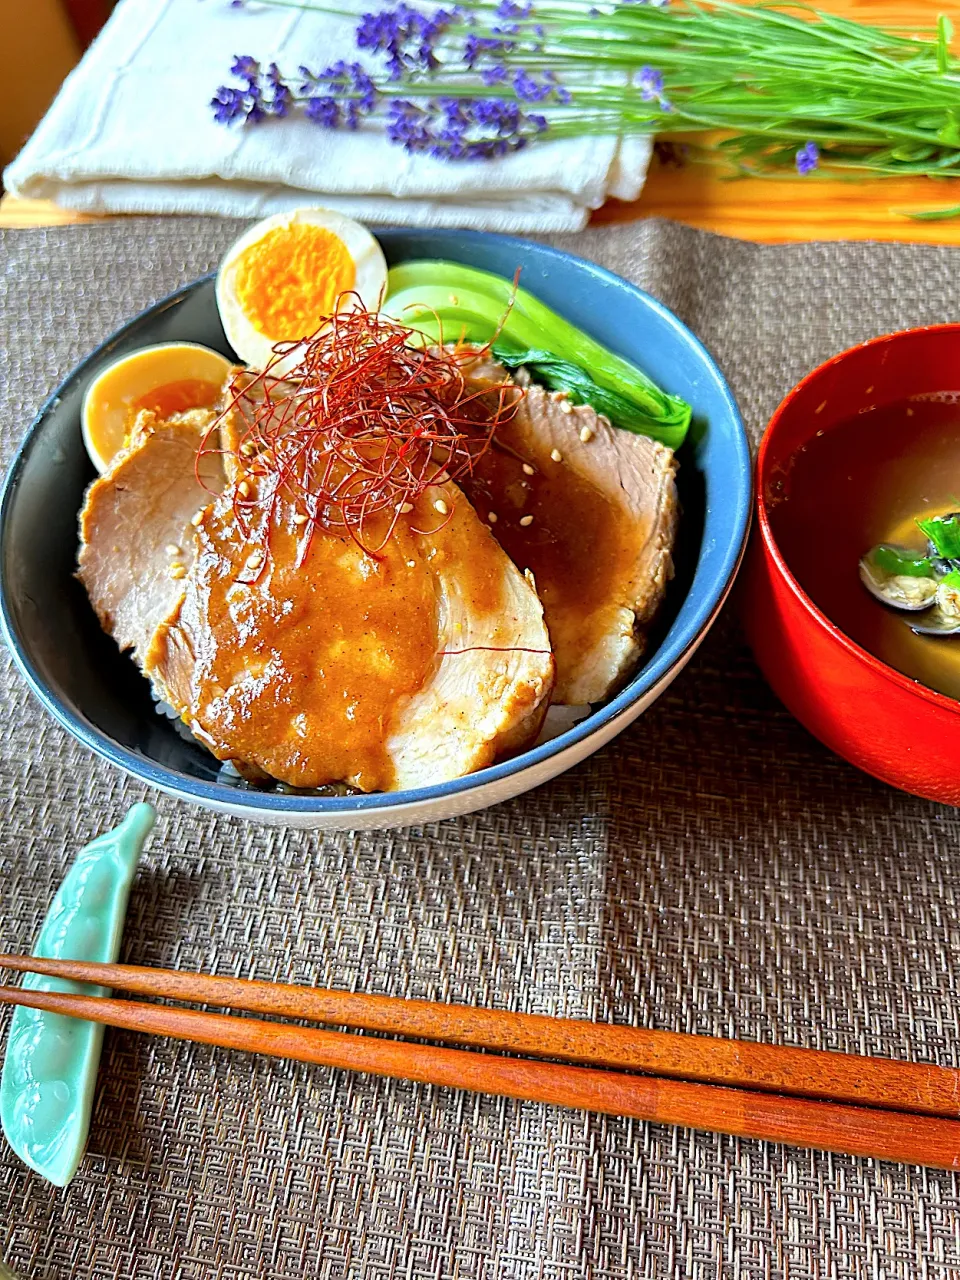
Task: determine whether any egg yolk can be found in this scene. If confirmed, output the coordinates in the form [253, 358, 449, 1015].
[132, 378, 223, 420]
[232, 224, 357, 339]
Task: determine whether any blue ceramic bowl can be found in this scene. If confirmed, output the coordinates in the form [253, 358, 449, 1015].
[0, 229, 749, 829]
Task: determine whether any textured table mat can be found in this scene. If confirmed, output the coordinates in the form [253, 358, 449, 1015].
[2, 218, 960, 1279]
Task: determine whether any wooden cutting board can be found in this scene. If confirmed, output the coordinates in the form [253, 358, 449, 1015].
[3, 0, 959, 243]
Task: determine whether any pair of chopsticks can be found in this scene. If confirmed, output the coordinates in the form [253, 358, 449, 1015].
[0, 953, 957, 1170]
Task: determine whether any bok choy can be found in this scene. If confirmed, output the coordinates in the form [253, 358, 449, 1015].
[382, 261, 692, 449]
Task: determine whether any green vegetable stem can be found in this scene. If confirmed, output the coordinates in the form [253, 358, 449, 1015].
[917, 513, 960, 561]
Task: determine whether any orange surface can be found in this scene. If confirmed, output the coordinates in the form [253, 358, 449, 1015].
[2, 0, 959, 243]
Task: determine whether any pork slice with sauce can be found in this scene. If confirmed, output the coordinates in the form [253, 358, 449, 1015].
[77, 407, 225, 663]
[462, 363, 679, 705]
[145, 474, 555, 793]
[217, 366, 259, 482]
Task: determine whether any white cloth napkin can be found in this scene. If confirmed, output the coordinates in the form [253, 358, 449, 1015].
[5, 0, 650, 232]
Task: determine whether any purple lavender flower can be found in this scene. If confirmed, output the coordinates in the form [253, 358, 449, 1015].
[481, 64, 508, 84]
[356, 4, 454, 78]
[351, 64, 378, 112]
[230, 55, 260, 84]
[214, 57, 294, 127]
[212, 37, 561, 158]
[386, 94, 548, 160]
[637, 65, 670, 111]
[265, 62, 292, 117]
[540, 68, 572, 104]
[211, 82, 265, 125]
[496, 0, 532, 16]
[215, 60, 381, 132]
[211, 86, 249, 125]
[796, 140, 820, 175]
[305, 96, 341, 128]
[463, 32, 516, 68]
[638, 66, 663, 100]
[512, 69, 550, 101]
[386, 99, 435, 151]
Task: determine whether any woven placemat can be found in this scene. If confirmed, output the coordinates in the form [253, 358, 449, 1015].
[1, 217, 959, 1280]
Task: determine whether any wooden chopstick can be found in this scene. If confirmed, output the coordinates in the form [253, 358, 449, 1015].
[0, 981, 958, 1170]
[1, 953, 957, 1118]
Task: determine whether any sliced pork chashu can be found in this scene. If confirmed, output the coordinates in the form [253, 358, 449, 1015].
[463, 366, 678, 705]
[145, 475, 554, 792]
[77, 408, 225, 663]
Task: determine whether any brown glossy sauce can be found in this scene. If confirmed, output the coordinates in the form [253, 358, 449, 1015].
[769, 395, 960, 701]
[417, 491, 506, 622]
[133, 378, 223, 420]
[182, 488, 440, 791]
[463, 427, 636, 694]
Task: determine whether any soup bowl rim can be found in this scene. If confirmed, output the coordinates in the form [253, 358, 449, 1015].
[757, 321, 960, 719]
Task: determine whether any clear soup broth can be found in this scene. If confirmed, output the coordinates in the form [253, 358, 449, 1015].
[769, 394, 960, 701]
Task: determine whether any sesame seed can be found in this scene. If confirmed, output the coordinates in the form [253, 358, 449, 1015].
[165, 543, 180, 556]
[579, 425, 594, 443]
[293, 512, 309, 526]
[238, 480, 251, 498]
[559, 400, 573, 415]
[519, 514, 534, 527]
[487, 511, 498, 524]
[191, 511, 204, 527]
[550, 448, 562, 463]
[399, 501, 414, 514]
[407, 560, 416, 568]
[170, 564, 186, 580]
[434, 498, 449, 516]
[550, 390, 568, 403]
[522, 462, 535, 476]
[240, 441, 256, 457]
[248, 548, 264, 566]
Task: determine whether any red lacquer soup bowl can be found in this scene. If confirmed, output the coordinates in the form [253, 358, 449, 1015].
[741, 324, 960, 808]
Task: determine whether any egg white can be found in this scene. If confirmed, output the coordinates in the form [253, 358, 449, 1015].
[216, 208, 388, 372]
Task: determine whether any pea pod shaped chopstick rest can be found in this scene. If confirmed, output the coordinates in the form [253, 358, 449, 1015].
[0, 804, 155, 1186]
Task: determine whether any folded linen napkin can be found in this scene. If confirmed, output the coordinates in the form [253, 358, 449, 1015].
[4, 0, 650, 232]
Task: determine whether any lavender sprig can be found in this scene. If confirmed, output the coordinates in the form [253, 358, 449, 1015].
[355, 3, 455, 78]
[387, 96, 548, 157]
[795, 141, 820, 176]
[300, 60, 378, 127]
[213, 55, 560, 156]
[213, 0, 960, 199]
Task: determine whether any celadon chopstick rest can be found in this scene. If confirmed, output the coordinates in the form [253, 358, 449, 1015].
[0, 803, 156, 1186]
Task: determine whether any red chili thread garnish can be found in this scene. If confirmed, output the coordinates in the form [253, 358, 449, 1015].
[197, 297, 522, 560]
[437, 646, 553, 657]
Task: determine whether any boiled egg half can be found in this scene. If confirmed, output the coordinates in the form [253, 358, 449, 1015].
[216, 208, 388, 371]
[82, 342, 233, 473]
